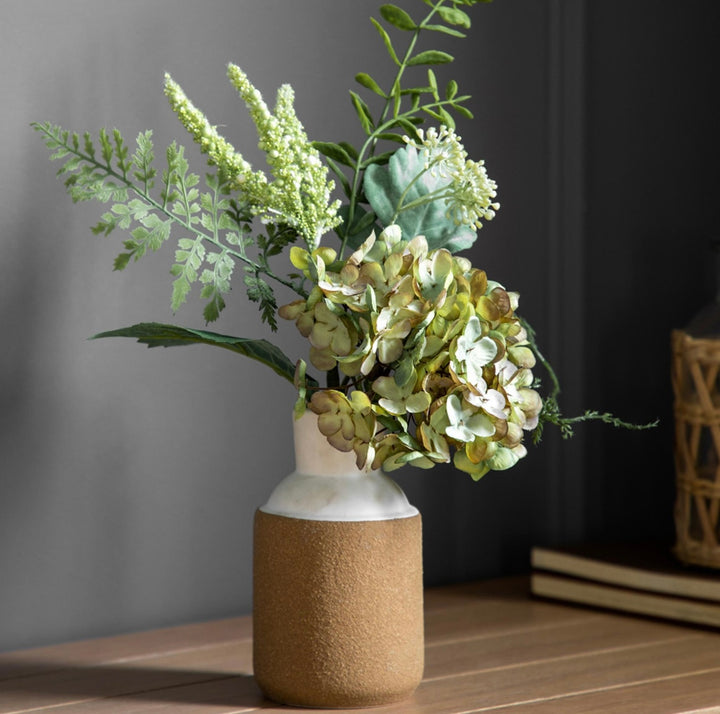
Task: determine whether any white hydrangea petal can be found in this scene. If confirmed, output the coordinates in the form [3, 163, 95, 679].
[466, 412, 495, 438]
[446, 424, 474, 442]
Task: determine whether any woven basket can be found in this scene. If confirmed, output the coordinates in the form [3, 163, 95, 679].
[672, 329, 720, 568]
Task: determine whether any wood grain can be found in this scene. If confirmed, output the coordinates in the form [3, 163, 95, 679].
[2, 577, 720, 713]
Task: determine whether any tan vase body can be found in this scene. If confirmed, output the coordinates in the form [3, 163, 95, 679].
[252, 413, 424, 708]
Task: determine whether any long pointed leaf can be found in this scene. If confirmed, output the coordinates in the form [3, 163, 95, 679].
[91, 322, 317, 387]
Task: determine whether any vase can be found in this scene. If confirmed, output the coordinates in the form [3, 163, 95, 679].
[253, 411, 424, 708]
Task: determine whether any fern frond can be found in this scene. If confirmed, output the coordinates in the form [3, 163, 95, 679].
[32, 121, 307, 325]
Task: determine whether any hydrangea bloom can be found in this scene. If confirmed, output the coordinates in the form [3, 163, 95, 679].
[279, 226, 542, 479]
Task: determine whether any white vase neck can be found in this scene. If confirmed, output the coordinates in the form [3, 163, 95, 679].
[259, 411, 419, 522]
[293, 409, 369, 477]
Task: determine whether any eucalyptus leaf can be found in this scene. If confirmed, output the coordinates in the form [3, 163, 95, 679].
[91, 322, 314, 387]
[363, 144, 476, 252]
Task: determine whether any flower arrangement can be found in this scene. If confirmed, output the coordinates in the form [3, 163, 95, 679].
[33, 0, 653, 479]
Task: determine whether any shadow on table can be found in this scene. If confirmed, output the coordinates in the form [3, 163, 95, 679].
[0, 659, 281, 710]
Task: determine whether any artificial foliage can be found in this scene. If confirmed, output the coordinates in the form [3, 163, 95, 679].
[33, 0, 655, 479]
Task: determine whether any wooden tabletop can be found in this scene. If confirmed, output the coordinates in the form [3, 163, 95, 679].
[2, 576, 720, 713]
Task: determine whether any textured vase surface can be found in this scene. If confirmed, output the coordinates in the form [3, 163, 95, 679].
[253, 412, 424, 708]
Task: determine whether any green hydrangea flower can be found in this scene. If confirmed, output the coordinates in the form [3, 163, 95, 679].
[280, 224, 542, 476]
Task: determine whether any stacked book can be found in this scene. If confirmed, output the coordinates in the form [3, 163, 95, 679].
[531, 544, 720, 628]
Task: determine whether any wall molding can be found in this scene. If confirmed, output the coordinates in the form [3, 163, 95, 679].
[545, 0, 587, 543]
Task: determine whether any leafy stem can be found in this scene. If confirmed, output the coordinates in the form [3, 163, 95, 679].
[376, 1, 443, 127]
[336, 0, 473, 257]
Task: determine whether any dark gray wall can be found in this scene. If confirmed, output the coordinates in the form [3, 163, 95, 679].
[582, 1, 720, 543]
[1, 0, 717, 653]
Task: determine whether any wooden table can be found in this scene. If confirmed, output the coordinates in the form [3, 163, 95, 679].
[2, 577, 720, 713]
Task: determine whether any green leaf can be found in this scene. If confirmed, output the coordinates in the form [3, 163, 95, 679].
[422, 107, 444, 122]
[363, 144, 476, 252]
[423, 23, 467, 38]
[349, 91, 375, 134]
[379, 4, 417, 30]
[427, 69, 439, 99]
[324, 157, 353, 199]
[338, 141, 360, 161]
[171, 274, 192, 310]
[99, 128, 113, 165]
[377, 132, 408, 145]
[338, 204, 379, 250]
[370, 17, 400, 66]
[244, 271, 279, 331]
[407, 50, 454, 66]
[171, 234, 205, 311]
[439, 107, 455, 130]
[91, 323, 313, 387]
[452, 103, 474, 120]
[360, 150, 397, 168]
[354, 72, 386, 97]
[132, 130, 156, 189]
[200, 250, 234, 322]
[113, 253, 132, 271]
[312, 141, 356, 168]
[393, 117, 422, 141]
[141, 213, 172, 251]
[437, 6, 471, 28]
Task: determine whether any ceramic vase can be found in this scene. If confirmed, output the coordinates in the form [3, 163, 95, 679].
[253, 411, 424, 708]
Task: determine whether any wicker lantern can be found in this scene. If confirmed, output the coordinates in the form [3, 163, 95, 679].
[672, 326, 720, 568]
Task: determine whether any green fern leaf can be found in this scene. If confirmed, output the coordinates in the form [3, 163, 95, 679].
[200, 250, 234, 322]
[113, 252, 132, 271]
[171, 274, 192, 310]
[170, 235, 205, 311]
[98, 128, 113, 166]
[132, 130, 156, 190]
[244, 271, 278, 331]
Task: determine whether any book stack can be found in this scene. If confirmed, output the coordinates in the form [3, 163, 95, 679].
[531, 544, 720, 628]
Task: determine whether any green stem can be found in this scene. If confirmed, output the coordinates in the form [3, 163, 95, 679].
[338, 0, 450, 258]
[520, 317, 561, 400]
[378, 0, 444, 128]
